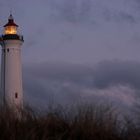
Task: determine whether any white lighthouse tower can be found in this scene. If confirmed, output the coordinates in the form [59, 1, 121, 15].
[0, 14, 24, 108]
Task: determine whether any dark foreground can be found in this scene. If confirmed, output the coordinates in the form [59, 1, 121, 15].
[0, 104, 139, 140]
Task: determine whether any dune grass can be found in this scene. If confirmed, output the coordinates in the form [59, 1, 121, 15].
[0, 104, 139, 140]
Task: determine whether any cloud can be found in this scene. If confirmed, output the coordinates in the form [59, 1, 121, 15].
[103, 9, 136, 23]
[23, 61, 140, 109]
[46, 0, 92, 23]
[20, 0, 140, 64]
[93, 61, 140, 89]
[42, 0, 138, 25]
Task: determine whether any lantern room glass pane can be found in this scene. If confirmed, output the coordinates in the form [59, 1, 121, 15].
[4, 26, 17, 35]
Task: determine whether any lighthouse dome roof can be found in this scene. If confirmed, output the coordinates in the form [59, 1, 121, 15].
[4, 14, 18, 27]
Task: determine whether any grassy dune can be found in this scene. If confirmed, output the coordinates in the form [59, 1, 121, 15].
[0, 104, 139, 140]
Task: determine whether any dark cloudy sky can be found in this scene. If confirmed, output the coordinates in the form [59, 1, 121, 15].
[0, 0, 140, 110]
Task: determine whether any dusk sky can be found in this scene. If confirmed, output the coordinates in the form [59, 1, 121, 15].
[0, 0, 140, 110]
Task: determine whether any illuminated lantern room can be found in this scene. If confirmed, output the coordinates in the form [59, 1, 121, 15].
[4, 14, 19, 35]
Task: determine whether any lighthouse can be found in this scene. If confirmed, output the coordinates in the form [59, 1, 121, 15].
[0, 14, 24, 108]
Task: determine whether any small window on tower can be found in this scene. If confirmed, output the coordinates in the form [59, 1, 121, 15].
[15, 93, 18, 99]
[7, 49, 9, 52]
[3, 49, 5, 53]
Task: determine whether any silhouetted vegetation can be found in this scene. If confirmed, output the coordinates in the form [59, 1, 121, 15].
[0, 104, 139, 140]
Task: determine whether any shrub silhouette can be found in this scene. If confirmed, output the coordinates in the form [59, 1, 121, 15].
[0, 104, 139, 140]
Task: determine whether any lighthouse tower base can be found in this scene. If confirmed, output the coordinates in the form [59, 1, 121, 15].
[1, 39, 23, 108]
